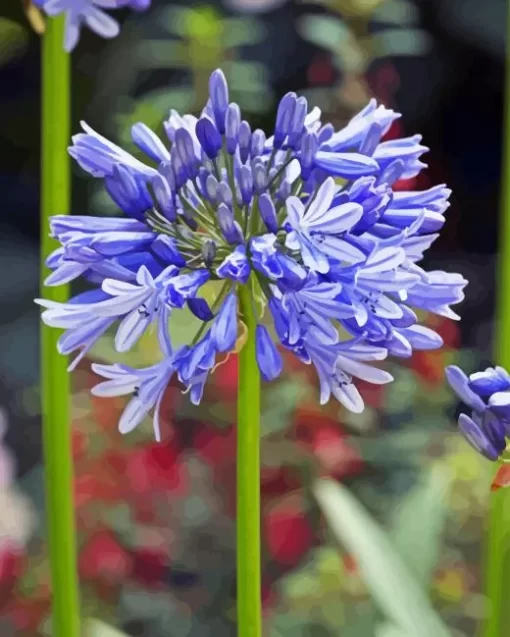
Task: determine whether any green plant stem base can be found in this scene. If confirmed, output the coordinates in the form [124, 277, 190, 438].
[482, 488, 510, 637]
[237, 285, 262, 637]
[41, 16, 80, 637]
[487, 2, 510, 636]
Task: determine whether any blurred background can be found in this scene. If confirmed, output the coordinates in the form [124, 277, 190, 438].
[0, 0, 505, 635]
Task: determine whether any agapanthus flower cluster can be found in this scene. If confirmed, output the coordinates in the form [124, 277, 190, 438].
[34, 0, 151, 51]
[37, 69, 467, 440]
[446, 365, 510, 461]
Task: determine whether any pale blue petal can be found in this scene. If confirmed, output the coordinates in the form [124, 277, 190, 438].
[445, 365, 486, 412]
[303, 177, 336, 225]
[306, 202, 363, 234]
[314, 151, 379, 178]
[131, 123, 170, 163]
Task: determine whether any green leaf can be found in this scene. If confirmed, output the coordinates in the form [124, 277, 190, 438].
[372, 0, 420, 25]
[372, 30, 432, 58]
[391, 465, 452, 585]
[262, 380, 303, 436]
[83, 619, 131, 637]
[222, 18, 267, 47]
[133, 40, 189, 68]
[298, 16, 350, 52]
[376, 623, 411, 637]
[0, 18, 28, 66]
[314, 479, 453, 637]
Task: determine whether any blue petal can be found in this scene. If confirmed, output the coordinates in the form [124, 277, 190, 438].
[489, 391, 510, 421]
[131, 123, 170, 163]
[211, 294, 238, 353]
[216, 246, 251, 284]
[90, 231, 155, 256]
[187, 297, 214, 322]
[314, 151, 379, 178]
[256, 325, 283, 382]
[458, 413, 502, 461]
[151, 235, 186, 267]
[469, 367, 510, 397]
[445, 366, 486, 413]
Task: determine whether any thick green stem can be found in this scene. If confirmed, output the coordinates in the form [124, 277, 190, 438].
[41, 17, 80, 637]
[237, 285, 262, 637]
[484, 4, 510, 636]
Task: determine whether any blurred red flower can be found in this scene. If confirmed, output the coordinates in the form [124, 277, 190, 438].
[264, 502, 314, 566]
[131, 548, 168, 587]
[125, 441, 187, 496]
[79, 530, 131, 581]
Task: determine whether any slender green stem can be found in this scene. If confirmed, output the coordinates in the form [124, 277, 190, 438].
[41, 17, 80, 637]
[484, 4, 510, 636]
[237, 285, 262, 637]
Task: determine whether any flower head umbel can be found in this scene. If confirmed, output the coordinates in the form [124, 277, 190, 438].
[33, 0, 151, 51]
[38, 69, 467, 437]
[446, 365, 510, 461]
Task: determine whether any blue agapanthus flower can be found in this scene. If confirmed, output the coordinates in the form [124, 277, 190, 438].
[446, 365, 510, 461]
[37, 69, 468, 439]
[34, 0, 151, 51]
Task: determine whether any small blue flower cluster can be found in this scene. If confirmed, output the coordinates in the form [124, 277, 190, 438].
[446, 365, 510, 461]
[34, 0, 151, 51]
[38, 69, 467, 440]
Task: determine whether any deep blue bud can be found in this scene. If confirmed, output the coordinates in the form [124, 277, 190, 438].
[239, 165, 253, 205]
[209, 69, 229, 134]
[300, 131, 318, 181]
[105, 165, 151, 218]
[197, 167, 209, 198]
[217, 203, 244, 244]
[174, 128, 198, 176]
[151, 173, 176, 221]
[195, 117, 222, 159]
[151, 234, 186, 266]
[239, 121, 252, 163]
[288, 96, 307, 148]
[258, 193, 279, 232]
[187, 297, 214, 322]
[274, 92, 297, 149]
[225, 103, 241, 154]
[170, 146, 187, 188]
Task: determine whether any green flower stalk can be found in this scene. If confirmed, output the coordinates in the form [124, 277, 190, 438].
[483, 3, 510, 635]
[237, 284, 262, 637]
[40, 16, 80, 637]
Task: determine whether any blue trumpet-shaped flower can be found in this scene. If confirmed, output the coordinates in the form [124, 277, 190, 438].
[446, 365, 510, 461]
[38, 68, 467, 436]
[34, 0, 152, 51]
